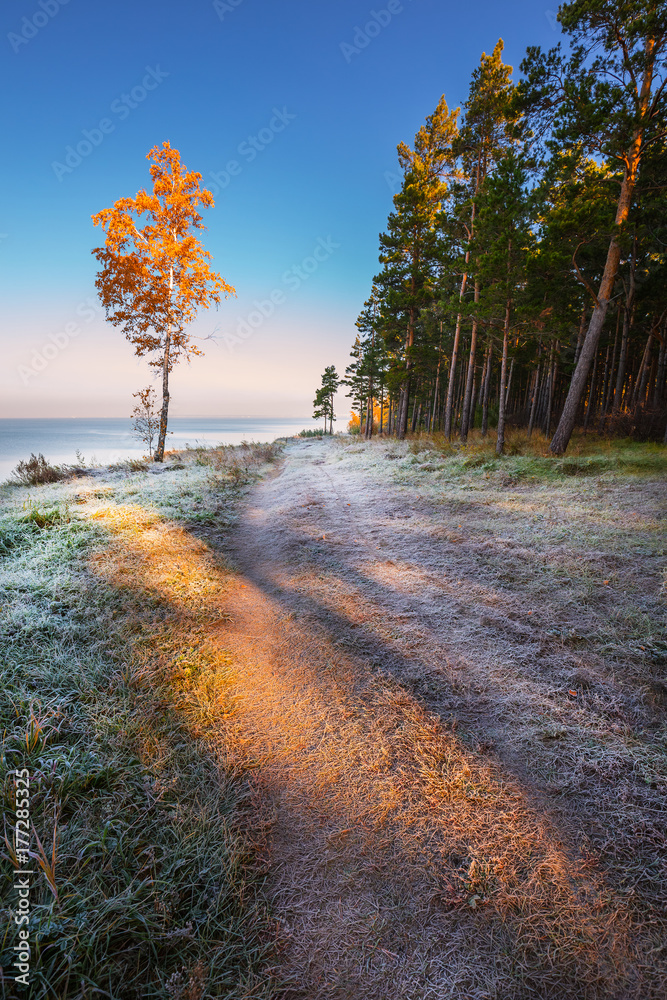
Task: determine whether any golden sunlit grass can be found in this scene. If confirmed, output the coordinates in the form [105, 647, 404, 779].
[198, 576, 645, 998]
[0, 448, 281, 999]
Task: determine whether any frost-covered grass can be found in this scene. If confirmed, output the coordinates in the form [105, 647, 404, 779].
[319, 433, 667, 905]
[0, 444, 282, 999]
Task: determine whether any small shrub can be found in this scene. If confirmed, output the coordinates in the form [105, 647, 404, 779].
[10, 453, 70, 486]
[298, 429, 325, 438]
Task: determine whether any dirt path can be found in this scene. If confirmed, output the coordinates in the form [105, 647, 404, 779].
[214, 437, 665, 999]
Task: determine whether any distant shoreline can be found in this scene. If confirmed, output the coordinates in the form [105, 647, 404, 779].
[0, 416, 324, 481]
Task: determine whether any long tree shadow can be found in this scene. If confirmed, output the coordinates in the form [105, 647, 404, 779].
[114, 492, 665, 999]
[226, 514, 666, 892]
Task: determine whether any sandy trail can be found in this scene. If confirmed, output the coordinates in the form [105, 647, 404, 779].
[212, 438, 664, 999]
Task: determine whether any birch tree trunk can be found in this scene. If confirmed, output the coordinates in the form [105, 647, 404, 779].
[154, 264, 175, 463]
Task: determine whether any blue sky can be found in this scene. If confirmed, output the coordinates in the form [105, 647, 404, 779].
[1, 0, 562, 417]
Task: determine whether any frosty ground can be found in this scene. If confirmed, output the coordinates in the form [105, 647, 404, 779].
[1, 434, 665, 999]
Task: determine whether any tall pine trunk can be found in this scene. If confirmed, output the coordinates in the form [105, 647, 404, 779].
[654, 329, 666, 407]
[481, 340, 492, 436]
[460, 312, 479, 442]
[444, 201, 477, 439]
[600, 305, 621, 427]
[444, 313, 463, 439]
[528, 354, 541, 437]
[496, 299, 511, 456]
[549, 42, 655, 454]
[633, 330, 653, 407]
[583, 348, 598, 432]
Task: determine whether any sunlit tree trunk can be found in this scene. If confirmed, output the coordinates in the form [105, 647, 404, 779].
[550, 41, 655, 454]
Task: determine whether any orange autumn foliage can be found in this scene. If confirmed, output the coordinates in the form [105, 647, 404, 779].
[92, 141, 234, 366]
[91, 141, 236, 460]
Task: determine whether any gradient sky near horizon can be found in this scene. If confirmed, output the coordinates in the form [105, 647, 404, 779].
[1, 0, 562, 418]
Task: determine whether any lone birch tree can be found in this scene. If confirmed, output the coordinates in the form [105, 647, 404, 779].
[92, 141, 235, 462]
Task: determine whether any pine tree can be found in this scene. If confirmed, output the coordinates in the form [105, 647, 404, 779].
[375, 97, 459, 438]
[445, 40, 518, 441]
[313, 365, 340, 434]
[471, 150, 535, 454]
[520, 1, 667, 453]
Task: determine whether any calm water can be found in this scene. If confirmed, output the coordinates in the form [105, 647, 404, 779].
[0, 417, 320, 482]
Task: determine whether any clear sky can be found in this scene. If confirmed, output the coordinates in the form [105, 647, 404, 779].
[1, 0, 561, 418]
